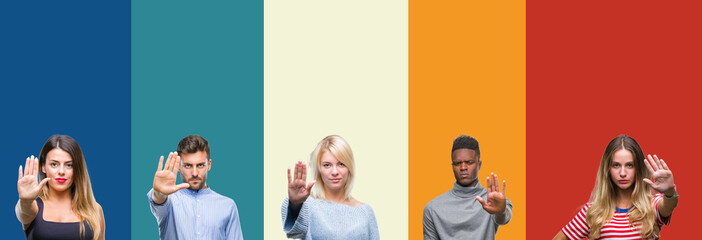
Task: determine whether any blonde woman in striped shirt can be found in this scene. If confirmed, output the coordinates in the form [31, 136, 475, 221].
[553, 135, 678, 240]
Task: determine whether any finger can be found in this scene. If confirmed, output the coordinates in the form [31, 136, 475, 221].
[302, 162, 308, 182]
[653, 155, 663, 170]
[494, 174, 500, 193]
[19, 165, 23, 180]
[502, 180, 507, 196]
[33, 157, 39, 177]
[169, 153, 178, 172]
[294, 161, 301, 180]
[173, 156, 181, 174]
[643, 178, 654, 186]
[306, 181, 316, 192]
[287, 168, 292, 184]
[24, 157, 30, 176]
[157, 156, 164, 171]
[486, 176, 492, 193]
[476, 196, 487, 207]
[660, 159, 670, 171]
[163, 153, 172, 172]
[648, 155, 660, 171]
[176, 183, 190, 190]
[643, 156, 655, 174]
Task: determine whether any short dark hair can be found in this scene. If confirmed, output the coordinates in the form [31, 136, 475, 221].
[452, 134, 480, 160]
[177, 135, 210, 159]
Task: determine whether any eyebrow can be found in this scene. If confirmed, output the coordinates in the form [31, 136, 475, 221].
[49, 159, 73, 163]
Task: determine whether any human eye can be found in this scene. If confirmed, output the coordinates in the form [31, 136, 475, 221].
[183, 164, 192, 169]
[50, 162, 58, 167]
[66, 163, 73, 169]
[339, 162, 345, 167]
[323, 163, 331, 168]
[197, 163, 205, 169]
[626, 163, 634, 168]
[612, 163, 620, 168]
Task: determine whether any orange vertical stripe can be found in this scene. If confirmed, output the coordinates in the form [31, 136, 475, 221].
[409, 0, 525, 239]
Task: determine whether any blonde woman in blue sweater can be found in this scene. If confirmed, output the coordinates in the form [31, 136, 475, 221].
[282, 135, 380, 240]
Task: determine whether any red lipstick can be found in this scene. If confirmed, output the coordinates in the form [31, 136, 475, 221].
[56, 178, 67, 183]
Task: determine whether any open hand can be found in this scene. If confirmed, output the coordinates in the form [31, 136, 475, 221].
[643, 154, 675, 195]
[476, 172, 507, 215]
[287, 161, 315, 207]
[153, 152, 189, 195]
[18, 156, 50, 200]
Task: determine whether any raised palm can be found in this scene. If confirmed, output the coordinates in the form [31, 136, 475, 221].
[643, 154, 675, 195]
[153, 152, 189, 195]
[18, 155, 50, 200]
[476, 173, 507, 214]
[287, 161, 315, 207]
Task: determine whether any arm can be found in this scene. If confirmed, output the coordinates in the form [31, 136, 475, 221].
[282, 161, 315, 238]
[16, 156, 50, 226]
[422, 205, 439, 240]
[476, 173, 510, 224]
[643, 154, 677, 218]
[226, 202, 243, 240]
[552, 231, 568, 240]
[365, 205, 380, 240]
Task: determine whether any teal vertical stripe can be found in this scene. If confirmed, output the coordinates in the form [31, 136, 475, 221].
[131, 1, 263, 239]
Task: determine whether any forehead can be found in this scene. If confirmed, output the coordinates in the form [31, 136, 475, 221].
[452, 148, 477, 161]
[612, 149, 634, 163]
[320, 151, 339, 163]
[46, 148, 72, 162]
[180, 151, 208, 164]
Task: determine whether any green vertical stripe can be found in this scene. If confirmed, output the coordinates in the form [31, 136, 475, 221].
[131, 1, 263, 239]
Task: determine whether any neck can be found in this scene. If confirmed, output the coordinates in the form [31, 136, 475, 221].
[615, 186, 633, 208]
[324, 188, 347, 203]
[46, 187, 72, 203]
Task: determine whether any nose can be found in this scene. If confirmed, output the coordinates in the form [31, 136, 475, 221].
[58, 165, 65, 175]
[460, 162, 468, 170]
[331, 165, 339, 176]
[619, 167, 627, 177]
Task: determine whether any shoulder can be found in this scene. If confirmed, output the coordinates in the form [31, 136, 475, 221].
[425, 190, 451, 210]
[209, 190, 237, 206]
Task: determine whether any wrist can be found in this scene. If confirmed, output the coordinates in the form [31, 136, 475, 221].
[663, 186, 677, 197]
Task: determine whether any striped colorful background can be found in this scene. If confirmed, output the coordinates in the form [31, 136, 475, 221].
[2, 0, 700, 239]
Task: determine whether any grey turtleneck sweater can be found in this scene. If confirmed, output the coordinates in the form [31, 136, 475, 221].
[423, 180, 512, 240]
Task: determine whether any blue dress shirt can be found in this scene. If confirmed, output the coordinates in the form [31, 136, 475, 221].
[148, 188, 243, 240]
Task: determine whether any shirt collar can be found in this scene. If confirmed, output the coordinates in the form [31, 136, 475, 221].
[450, 180, 485, 198]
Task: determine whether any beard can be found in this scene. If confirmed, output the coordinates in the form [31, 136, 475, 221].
[182, 175, 207, 190]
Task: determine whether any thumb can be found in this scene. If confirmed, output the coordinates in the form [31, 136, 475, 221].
[306, 181, 316, 192]
[476, 196, 487, 207]
[39, 178, 51, 187]
[643, 178, 654, 186]
[176, 183, 190, 190]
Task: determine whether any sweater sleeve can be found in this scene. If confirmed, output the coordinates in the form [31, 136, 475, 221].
[363, 205, 380, 240]
[422, 203, 439, 240]
[281, 197, 311, 239]
[494, 198, 513, 225]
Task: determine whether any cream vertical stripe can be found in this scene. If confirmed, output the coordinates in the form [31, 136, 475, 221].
[264, 0, 408, 239]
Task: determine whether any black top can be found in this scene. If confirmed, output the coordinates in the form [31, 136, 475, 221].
[25, 198, 94, 240]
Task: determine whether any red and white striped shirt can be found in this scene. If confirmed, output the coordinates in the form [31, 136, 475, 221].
[562, 194, 670, 240]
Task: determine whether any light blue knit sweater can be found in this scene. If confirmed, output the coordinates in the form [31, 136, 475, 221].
[281, 197, 380, 240]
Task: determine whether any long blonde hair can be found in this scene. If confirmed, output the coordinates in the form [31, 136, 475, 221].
[309, 135, 355, 201]
[38, 135, 101, 240]
[586, 134, 657, 239]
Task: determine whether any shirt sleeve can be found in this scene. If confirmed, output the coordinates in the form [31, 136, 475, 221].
[147, 188, 172, 226]
[561, 204, 590, 240]
[653, 194, 672, 226]
[363, 205, 380, 240]
[422, 203, 439, 240]
[494, 198, 513, 225]
[281, 197, 310, 239]
[226, 201, 244, 240]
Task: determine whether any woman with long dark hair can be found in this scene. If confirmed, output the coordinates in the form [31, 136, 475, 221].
[553, 135, 678, 239]
[16, 135, 105, 240]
